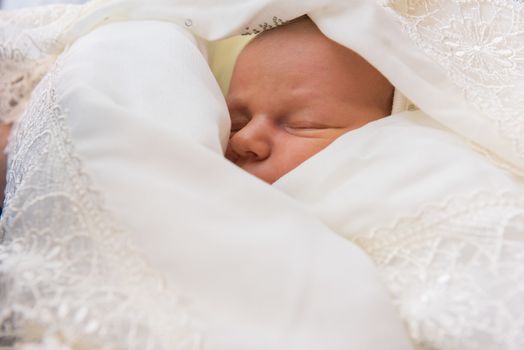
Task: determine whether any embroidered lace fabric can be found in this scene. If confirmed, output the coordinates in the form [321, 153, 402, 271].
[0, 5, 82, 123]
[381, 0, 524, 172]
[362, 7, 524, 344]
[355, 191, 524, 350]
[1, 1, 524, 349]
[0, 61, 198, 349]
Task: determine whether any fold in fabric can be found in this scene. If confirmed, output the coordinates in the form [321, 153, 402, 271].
[0, 15, 414, 350]
[275, 110, 524, 350]
[3, 0, 524, 175]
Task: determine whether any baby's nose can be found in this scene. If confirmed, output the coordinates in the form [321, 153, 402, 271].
[228, 119, 271, 162]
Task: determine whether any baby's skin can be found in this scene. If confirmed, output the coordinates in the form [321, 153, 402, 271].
[226, 17, 394, 184]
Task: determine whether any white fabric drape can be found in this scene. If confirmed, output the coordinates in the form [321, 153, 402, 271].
[1, 1, 524, 349]
[2, 0, 87, 10]
[0, 4, 413, 350]
[275, 110, 524, 350]
[2, 0, 524, 176]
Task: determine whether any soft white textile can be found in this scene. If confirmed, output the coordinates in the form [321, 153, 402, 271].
[2, 0, 524, 173]
[2, 0, 87, 10]
[0, 17, 412, 350]
[2, 0, 524, 174]
[2, 1, 524, 349]
[275, 110, 524, 350]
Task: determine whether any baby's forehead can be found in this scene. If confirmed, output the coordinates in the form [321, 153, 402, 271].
[238, 35, 332, 76]
[239, 28, 364, 81]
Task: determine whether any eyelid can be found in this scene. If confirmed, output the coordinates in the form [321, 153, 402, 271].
[282, 120, 331, 130]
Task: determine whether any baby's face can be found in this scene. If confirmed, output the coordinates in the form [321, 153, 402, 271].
[226, 18, 393, 184]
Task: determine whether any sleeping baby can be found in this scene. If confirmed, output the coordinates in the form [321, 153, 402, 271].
[225, 16, 394, 183]
[225, 17, 524, 350]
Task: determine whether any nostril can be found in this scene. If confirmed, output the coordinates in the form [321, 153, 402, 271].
[225, 145, 239, 163]
[228, 128, 270, 162]
[245, 151, 258, 160]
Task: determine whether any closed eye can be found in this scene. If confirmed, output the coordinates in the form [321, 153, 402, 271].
[281, 112, 335, 131]
[284, 122, 330, 130]
[282, 119, 334, 133]
[281, 117, 348, 138]
[281, 124, 334, 139]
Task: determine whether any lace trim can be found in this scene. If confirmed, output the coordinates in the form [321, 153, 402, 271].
[467, 140, 524, 178]
[381, 0, 524, 169]
[241, 16, 289, 35]
[0, 5, 83, 124]
[355, 191, 524, 350]
[0, 60, 199, 349]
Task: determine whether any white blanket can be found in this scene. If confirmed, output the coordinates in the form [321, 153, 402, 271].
[1, 1, 524, 350]
[0, 12, 412, 350]
[276, 111, 524, 350]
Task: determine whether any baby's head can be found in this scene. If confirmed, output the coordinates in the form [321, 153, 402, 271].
[226, 17, 393, 183]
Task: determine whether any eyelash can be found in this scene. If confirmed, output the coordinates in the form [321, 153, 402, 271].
[282, 119, 330, 131]
[229, 115, 330, 134]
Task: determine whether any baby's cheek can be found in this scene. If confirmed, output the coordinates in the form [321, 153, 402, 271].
[277, 137, 331, 169]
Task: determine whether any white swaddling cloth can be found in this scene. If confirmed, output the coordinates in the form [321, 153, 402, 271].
[2, 1, 524, 349]
[275, 110, 524, 350]
[0, 15, 413, 350]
